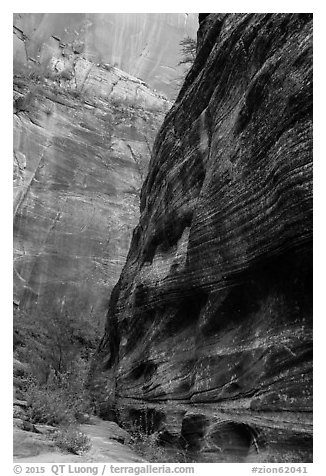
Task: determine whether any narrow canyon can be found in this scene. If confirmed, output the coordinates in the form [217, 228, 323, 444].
[13, 13, 312, 464]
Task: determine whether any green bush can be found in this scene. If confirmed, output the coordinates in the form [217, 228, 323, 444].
[52, 427, 91, 455]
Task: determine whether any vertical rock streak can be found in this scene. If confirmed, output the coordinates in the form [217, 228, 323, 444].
[13, 52, 170, 324]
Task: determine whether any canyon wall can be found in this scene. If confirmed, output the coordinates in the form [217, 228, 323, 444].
[13, 13, 198, 99]
[14, 42, 170, 325]
[92, 14, 313, 462]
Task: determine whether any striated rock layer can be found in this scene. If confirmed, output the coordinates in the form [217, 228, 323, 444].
[14, 48, 170, 324]
[92, 14, 313, 462]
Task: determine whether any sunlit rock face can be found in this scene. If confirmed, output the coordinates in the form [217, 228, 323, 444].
[92, 14, 313, 462]
[13, 13, 198, 99]
[13, 45, 170, 323]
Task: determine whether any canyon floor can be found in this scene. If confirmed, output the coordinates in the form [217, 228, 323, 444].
[14, 415, 305, 463]
[13, 416, 146, 463]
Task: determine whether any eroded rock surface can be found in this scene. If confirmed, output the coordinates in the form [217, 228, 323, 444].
[13, 13, 198, 99]
[14, 48, 170, 323]
[92, 14, 313, 462]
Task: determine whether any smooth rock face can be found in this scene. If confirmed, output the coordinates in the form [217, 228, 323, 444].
[92, 14, 313, 462]
[14, 47, 170, 323]
[13, 13, 198, 99]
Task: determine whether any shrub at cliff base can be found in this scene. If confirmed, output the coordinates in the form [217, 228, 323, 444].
[14, 306, 101, 384]
[14, 305, 100, 427]
[129, 430, 189, 463]
[24, 357, 92, 426]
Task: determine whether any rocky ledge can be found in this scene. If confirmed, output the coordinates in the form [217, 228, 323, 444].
[91, 14, 313, 463]
[13, 13, 198, 99]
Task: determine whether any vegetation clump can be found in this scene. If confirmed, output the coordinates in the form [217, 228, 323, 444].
[24, 360, 92, 426]
[178, 36, 197, 66]
[129, 429, 189, 463]
[14, 305, 99, 435]
[125, 410, 191, 463]
[52, 426, 91, 455]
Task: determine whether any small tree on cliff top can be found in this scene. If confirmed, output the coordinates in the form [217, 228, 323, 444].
[178, 36, 197, 66]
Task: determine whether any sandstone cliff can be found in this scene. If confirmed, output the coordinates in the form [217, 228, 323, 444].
[14, 43, 170, 324]
[92, 14, 313, 462]
[13, 13, 198, 99]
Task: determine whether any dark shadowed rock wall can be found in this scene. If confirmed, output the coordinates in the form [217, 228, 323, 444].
[92, 14, 313, 462]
